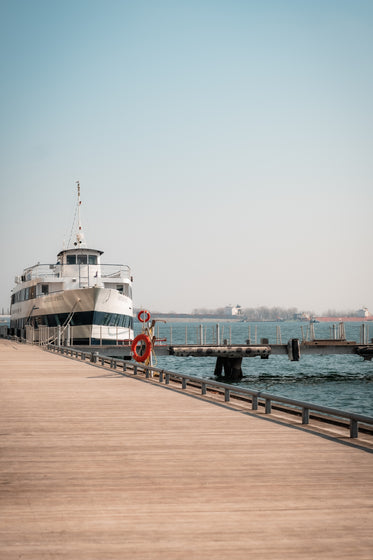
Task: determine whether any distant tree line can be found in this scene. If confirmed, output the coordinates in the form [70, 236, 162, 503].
[322, 309, 359, 318]
[241, 307, 300, 321]
[192, 306, 362, 321]
[192, 306, 304, 321]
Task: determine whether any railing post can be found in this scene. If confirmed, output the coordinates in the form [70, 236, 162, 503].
[302, 407, 310, 424]
[225, 388, 230, 402]
[265, 398, 271, 414]
[201, 382, 207, 395]
[182, 378, 187, 389]
[252, 395, 258, 410]
[159, 371, 164, 383]
[350, 418, 358, 438]
[123, 361, 127, 372]
[165, 373, 170, 384]
[90, 351, 99, 363]
[146, 368, 150, 379]
[133, 365, 137, 375]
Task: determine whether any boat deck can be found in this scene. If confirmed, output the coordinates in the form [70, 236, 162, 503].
[1, 339, 372, 559]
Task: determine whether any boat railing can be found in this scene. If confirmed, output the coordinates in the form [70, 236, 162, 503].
[18, 263, 132, 282]
[100, 264, 131, 280]
[15, 264, 60, 283]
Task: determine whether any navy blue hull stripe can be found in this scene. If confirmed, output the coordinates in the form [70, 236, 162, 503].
[11, 310, 133, 330]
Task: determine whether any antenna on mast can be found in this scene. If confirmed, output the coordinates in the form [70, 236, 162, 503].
[75, 181, 87, 248]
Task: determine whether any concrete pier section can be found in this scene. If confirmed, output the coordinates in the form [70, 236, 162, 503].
[1, 339, 372, 559]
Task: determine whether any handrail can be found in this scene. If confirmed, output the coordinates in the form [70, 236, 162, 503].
[45, 344, 373, 440]
[17, 263, 131, 283]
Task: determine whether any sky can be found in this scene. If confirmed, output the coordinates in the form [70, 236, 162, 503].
[0, 0, 372, 315]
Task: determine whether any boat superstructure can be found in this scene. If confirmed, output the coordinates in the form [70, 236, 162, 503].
[10, 184, 134, 345]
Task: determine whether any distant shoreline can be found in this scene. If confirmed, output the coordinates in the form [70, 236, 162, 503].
[151, 314, 242, 323]
[314, 316, 373, 323]
[149, 313, 373, 323]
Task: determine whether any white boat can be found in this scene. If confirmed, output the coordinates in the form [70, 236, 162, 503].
[10, 184, 134, 346]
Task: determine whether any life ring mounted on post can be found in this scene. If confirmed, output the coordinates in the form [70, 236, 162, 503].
[137, 309, 151, 323]
[131, 333, 152, 363]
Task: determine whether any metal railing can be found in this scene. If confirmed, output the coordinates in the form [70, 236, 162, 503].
[45, 344, 373, 440]
[17, 263, 131, 283]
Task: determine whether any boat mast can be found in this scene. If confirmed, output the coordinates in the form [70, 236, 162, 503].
[75, 181, 87, 248]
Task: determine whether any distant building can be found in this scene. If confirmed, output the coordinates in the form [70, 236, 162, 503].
[294, 312, 311, 321]
[357, 307, 370, 318]
[224, 305, 242, 317]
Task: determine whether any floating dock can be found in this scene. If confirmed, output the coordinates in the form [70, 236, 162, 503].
[168, 340, 373, 358]
[167, 340, 373, 379]
[1, 339, 372, 559]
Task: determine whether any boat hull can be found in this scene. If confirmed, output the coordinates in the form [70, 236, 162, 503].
[10, 286, 134, 345]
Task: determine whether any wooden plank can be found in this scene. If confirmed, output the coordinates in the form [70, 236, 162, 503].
[0, 339, 372, 559]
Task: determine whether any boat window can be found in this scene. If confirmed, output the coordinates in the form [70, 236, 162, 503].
[46, 315, 56, 327]
[88, 255, 97, 265]
[116, 285, 123, 294]
[42, 284, 49, 295]
[77, 255, 88, 265]
[67, 255, 76, 264]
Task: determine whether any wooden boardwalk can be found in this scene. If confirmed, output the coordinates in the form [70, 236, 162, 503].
[0, 339, 372, 559]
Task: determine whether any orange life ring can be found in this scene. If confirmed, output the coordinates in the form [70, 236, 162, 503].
[131, 334, 152, 362]
[137, 309, 151, 323]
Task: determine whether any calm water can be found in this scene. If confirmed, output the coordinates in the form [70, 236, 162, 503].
[135, 320, 373, 416]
